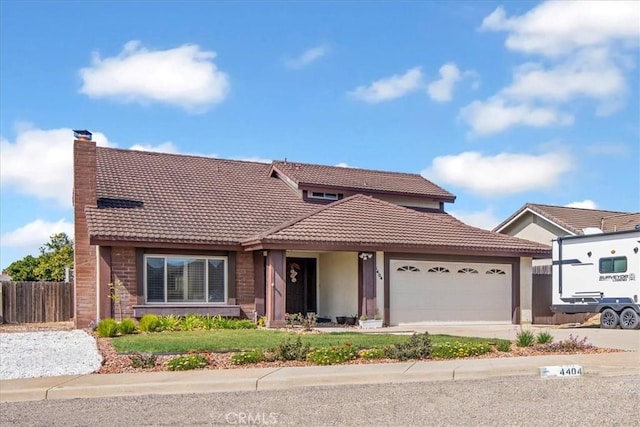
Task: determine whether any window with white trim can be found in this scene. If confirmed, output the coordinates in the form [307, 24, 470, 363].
[308, 191, 343, 201]
[427, 267, 450, 273]
[486, 268, 506, 275]
[145, 255, 227, 304]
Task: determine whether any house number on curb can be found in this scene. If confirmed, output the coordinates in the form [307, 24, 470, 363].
[539, 364, 583, 378]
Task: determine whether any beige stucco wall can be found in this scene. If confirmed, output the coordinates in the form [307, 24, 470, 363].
[520, 256, 533, 324]
[511, 222, 557, 246]
[318, 252, 358, 321]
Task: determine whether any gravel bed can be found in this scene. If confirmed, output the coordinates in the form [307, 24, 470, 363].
[0, 330, 103, 380]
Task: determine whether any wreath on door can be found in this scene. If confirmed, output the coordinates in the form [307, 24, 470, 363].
[289, 262, 301, 283]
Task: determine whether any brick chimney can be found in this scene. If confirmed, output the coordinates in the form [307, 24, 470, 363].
[73, 130, 98, 328]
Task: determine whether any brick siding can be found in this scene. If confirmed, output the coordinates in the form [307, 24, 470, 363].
[110, 246, 138, 319]
[236, 251, 256, 318]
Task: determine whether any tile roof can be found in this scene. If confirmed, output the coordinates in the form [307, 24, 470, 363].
[271, 160, 455, 201]
[244, 195, 550, 256]
[87, 148, 317, 245]
[494, 203, 640, 235]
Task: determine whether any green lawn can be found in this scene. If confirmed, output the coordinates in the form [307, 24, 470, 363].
[110, 329, 506, 354]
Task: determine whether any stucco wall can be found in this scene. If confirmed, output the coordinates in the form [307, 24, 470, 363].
[511, 222, 557, 246]
[318, 252, 358, 321]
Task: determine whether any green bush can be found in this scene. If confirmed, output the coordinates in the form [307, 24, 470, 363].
[385, 332, 432, 361]
[231, 349, 264, 365]
[541, 335, 594, 352]
[431, 341, 491, 359]
[118, 318, 137, 335]
[536, 330, 554, 345]
[269, 336, 311, 361]
[96, 318, 119, 337]
[139, 314, 161, 333]
[306, 343, 358, 365]
[515, 329, 536, 347]
[201, 315, 257, 330]
[181, 314, 204, 331]
[497, 340, 512, 352]
[167, 353, 208, 371]
[358, 347, 387, 360]
[129, 353, 157, 369]
[158, 315, 182, 332]
[286, 312, 318, 330]
[258, 316, 267, 328]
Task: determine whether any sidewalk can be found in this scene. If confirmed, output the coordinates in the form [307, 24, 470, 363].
[2, 351, 638, 403]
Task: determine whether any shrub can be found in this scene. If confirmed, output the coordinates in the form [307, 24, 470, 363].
[269, 336, 311, 361]
[385, 332, 432, 361]
[202, 315, 257, 330]
[307, 343, 357, 365]
[515, 329, 536, 347]
[285, 312, 318, 330]
[139, 314, 161, 333]
[431, 341, 491, 359]
[96, 318, 119, 338]
[167, 353, 208, 371]
[158, 315, 182, 332]
[231, 349, 264, 365]
[129, 353, 157, 369]
[541, 335, 594, 352]
[497, 340, 512, 352]
[118, 318, 137, 335]
[358, 348, 387, 360]
[181, 314, 204, 331]
[258, 316, 267, 328]
[536, 330, 554, 345]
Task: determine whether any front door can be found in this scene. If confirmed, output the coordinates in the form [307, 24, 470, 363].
[286, 258, 317, 315]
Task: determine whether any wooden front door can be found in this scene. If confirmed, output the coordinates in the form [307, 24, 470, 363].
[286, 258, 317, 315]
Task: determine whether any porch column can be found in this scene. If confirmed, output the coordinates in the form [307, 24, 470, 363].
[253, 251, 266, 317]
[520, 257, 533, 324]
[266, 250, 286, 328]
[358, 252, 377, 318]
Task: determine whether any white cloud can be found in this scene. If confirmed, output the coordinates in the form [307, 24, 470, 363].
[335, 162, 351, 168]
[449, 208, 501, 230]
[427, 63, 462, 102]
[565, 200, 598, 209]
[422, 151, 573, 196]
[79, 41, 230, 112]
[1, 219, 73, 248]
[459, 98, 573, 136]
[586, 143, 630, 156]
[502, 49, 626, 115]
[130, 142, 180, 153]
[231, 156, 272, 164]
[0, 126, 111, 207]
[285, 46, 329, 69]
[349, 67, 423, 103]
[480, 1, 640, 57]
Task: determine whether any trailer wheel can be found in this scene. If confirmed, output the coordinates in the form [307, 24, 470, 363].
[600, 309, 619, 329]
[619, 308, 640, 330]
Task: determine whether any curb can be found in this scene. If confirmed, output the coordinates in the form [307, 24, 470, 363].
[1, 353, 637, 403]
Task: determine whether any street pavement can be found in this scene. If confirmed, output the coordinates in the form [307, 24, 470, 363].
[1, 324, 638, 403]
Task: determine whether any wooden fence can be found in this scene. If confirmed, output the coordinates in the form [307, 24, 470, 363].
[0, 281, 73, 324]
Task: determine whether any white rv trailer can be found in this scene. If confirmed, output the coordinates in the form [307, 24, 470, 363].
[551, 229, 640, 329]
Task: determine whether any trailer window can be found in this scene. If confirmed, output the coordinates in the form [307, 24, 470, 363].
[599, 257, 627, 274]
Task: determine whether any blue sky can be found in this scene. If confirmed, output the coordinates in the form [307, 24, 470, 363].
[1, 1, 639, 269]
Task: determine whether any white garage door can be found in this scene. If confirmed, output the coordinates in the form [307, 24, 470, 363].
[389, 260, 512, 325]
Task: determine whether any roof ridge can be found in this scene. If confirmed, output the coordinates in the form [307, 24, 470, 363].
[96, 146, 272, 166]
[272, 159, 427, 179]
[527, 202, 630, 215]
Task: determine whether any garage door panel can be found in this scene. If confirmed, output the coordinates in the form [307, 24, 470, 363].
[390, 260, 512, 325]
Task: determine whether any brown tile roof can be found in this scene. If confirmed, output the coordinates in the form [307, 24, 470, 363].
[271, 160, 455, 201]
[86, 148, 317, 245]
[494, 203, 640, 235]
[244, 195, 550, 256]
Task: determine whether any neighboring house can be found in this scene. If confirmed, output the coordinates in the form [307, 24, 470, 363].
[1, 270, 12, 282]
[72, 130, 550, 328]
[494, 203, 640, 324]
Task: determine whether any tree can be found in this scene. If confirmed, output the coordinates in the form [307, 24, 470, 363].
[33, 233, 74, 281]
[4, 233, 74, 282]
[6, 255, 39, 281]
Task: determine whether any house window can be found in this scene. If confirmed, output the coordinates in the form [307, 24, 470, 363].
[427, 267, 450, 273]
[599, 257, 627, 274]
[458, 268, 479, 274]
[397, 265, 420, 272]
[145, 255, 227, 304]
[486, 268, 506, 275]
[308, 191, 343, 201]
